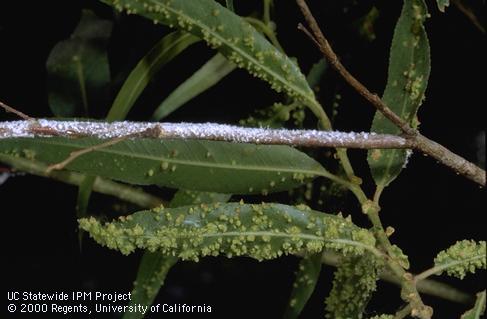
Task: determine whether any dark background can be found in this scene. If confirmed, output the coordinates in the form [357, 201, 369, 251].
[1, 0, 485, 318]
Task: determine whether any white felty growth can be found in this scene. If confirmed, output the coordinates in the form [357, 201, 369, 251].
[0, 120, 410, 149]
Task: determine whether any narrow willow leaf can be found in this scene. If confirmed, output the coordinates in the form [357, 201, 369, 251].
[306, 59, 327, 89]
[79, 203, 376, 260]
[283, 253, 322, 319]
[433, 240, 486, 279]
[0, 153, 164, 208]
[123, 253, 177, 319]
[367, 0, 431, 188]
[47, 10, 112, 117]
[436, 0, 450, 12]
[124, 190, 230, 319]
[107, 31, 199, 121]
[0, 138, 327, 194]
[76, 175, 96, 245]
[152, 53, 236, 120]
[325, 255, 382, 319]
[99, 0, 319, 111]
[461, 291, 486, 319]
[80, 28, 187, 247]
[225, 0, 234, 12]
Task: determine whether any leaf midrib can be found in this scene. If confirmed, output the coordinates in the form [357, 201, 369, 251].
[115, 230, 375, 253]
[378, 3, 423, 187]
[146, 0, 316, 107]
[34, 138, 327, 176]
[435, 254, 486, 276]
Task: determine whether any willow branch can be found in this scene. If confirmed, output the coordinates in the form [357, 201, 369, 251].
[0, 119, 414, 149]
[0, 154, 165, 208]
[295, 0, 485, 187]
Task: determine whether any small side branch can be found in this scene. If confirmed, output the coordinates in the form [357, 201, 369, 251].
[295, 0, 414, 135]
[0, 101, 34, 121]
[295, 0, 485, 187]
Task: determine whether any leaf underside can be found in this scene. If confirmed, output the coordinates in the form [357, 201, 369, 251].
[124, 190, 231, 319]
[79, 203, 376, 261]
[283, 252, 323, 319]
[325, 255, 381, 319]
[434, 240, 486, 280]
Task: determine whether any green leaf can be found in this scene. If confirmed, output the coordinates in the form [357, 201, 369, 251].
[433, 240, 486, 279]
[46, 10, 112, 117]
[99, 0, 319, 111]
[76, 175, 96, 246]
[0, 138, 328, 194]
[79, 203, 376, 260]
[461, 291, 486, 319]
[367, 0, 431, 188]
[169, 190, 231, 208]
[152, 53, 236, 120]
[306, 58, 327, 89]
[436, 0, 450, 12]
[123, 252, 176, 319]
[0, 153, 164, 208]
[124, 190, 230, 319]
[225, 0, 234, 12]
[107, 31, 199, 121]
[283, 253, 322, 319]
[325, 255, 382, 319]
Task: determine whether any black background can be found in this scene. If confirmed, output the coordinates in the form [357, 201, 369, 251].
[1, 0, 485, 318]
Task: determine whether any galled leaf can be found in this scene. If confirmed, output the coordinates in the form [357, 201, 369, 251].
[99, 0, 319, 111]
[367, 0, 431, 188]
[325, 255, 382, 319]
[0, 137, 327, 194]
[124, 190, 230, 319]
[433, 240, 486, 279]
[79, 203, 376, 260]
[283, 253, 323, 319]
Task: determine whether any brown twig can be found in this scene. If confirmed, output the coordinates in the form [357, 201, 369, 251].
[45, 136, 130, 174]
[0, 101, 34, 121]
[294, 3, 414, 135]
[295, 0, 486, 187]
[452, 0, 485, 34]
